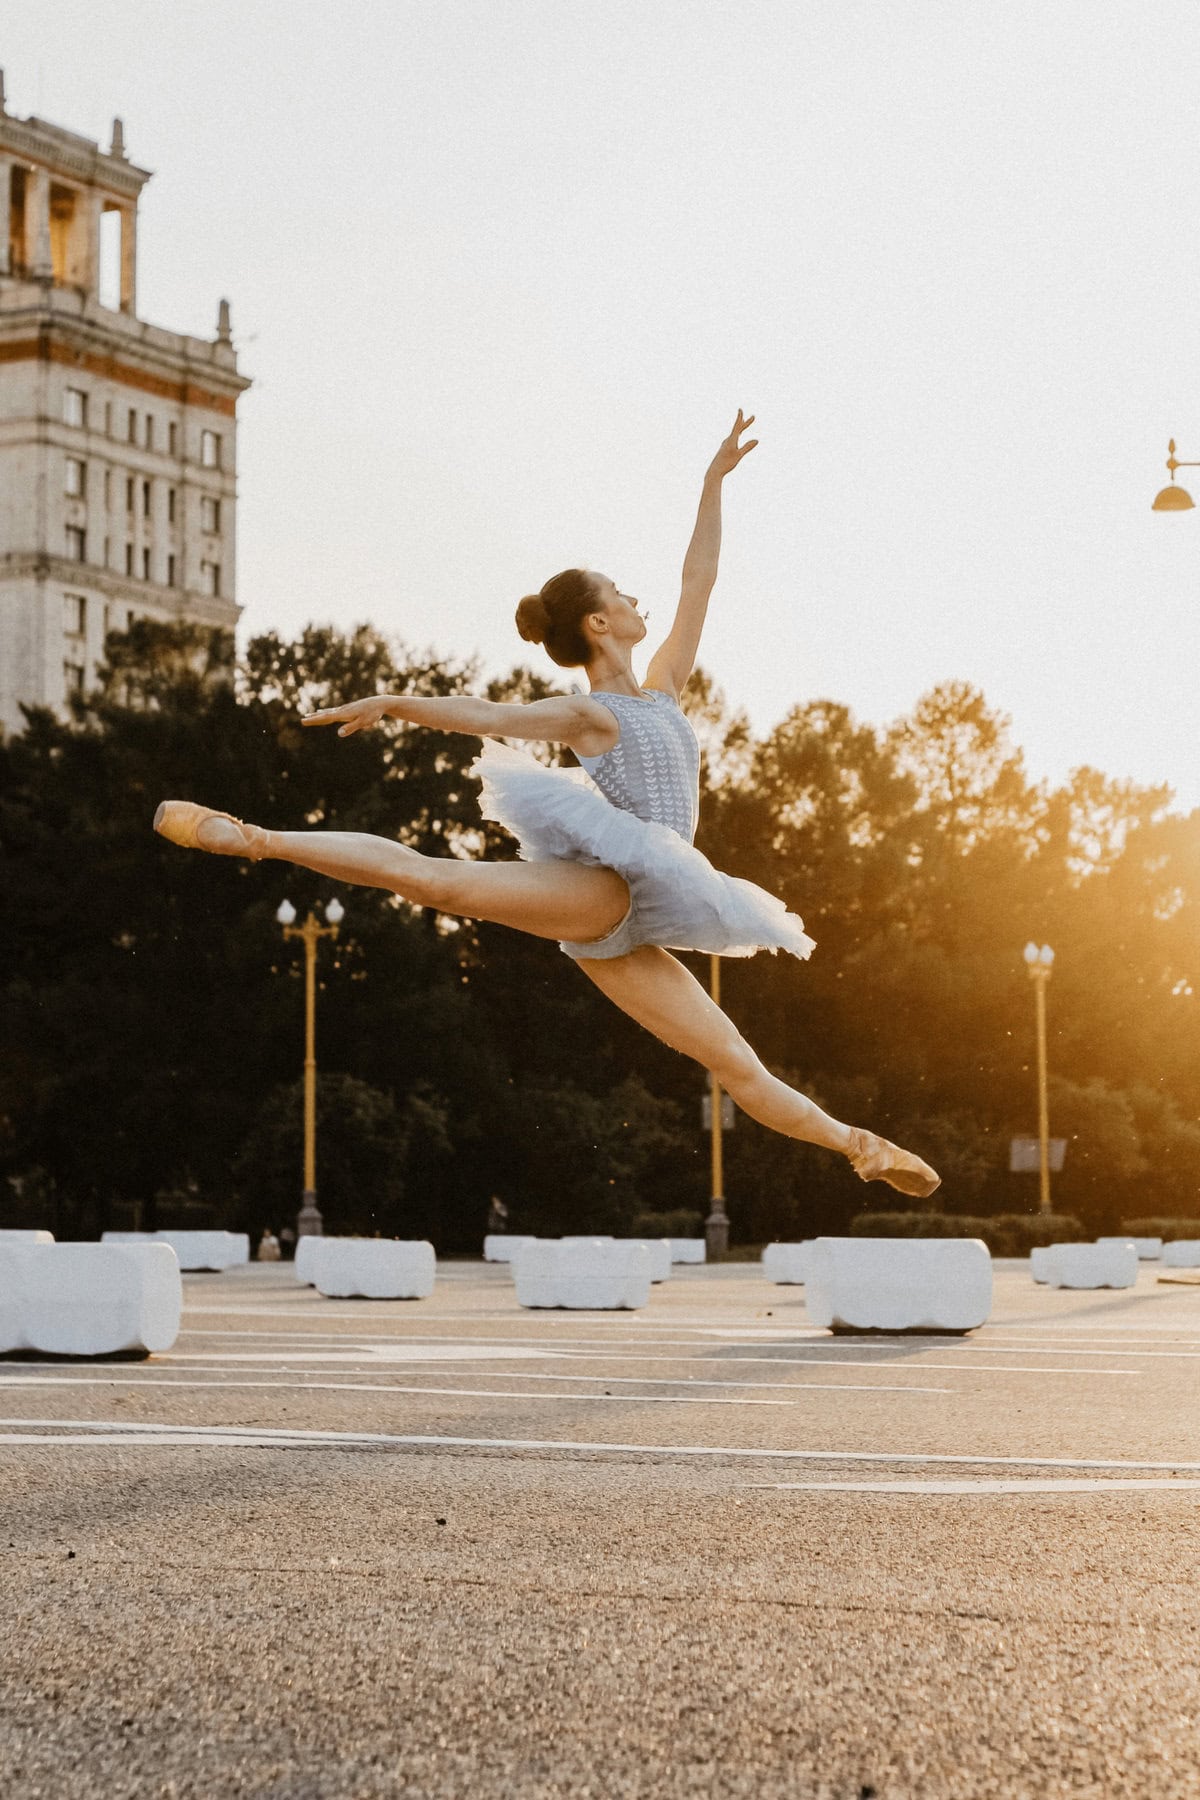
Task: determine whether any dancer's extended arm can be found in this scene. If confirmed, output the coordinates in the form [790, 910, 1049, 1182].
[303, 691, 617, 755]
[646, 409, 757, 696]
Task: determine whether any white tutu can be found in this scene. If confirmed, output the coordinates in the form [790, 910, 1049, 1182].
[470, 739, 817, 963]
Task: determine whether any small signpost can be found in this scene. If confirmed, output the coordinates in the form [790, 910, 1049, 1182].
[1009, 1136, 1067, 1175]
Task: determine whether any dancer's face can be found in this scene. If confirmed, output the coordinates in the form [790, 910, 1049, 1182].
[589, 574, 648, 650]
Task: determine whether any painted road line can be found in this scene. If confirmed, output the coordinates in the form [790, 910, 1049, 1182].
[0, 1373, 954, 1397]
[162, 1348, 1138, 1378]
[2, 1419, 1197, 1472]
[756, 1478, 1200, 1494]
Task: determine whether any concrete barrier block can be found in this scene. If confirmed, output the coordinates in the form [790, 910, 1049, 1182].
[1030, 1246, 1055, 1284]
[0, 1244, 32, 1352]
[762, 1241, 816, 1285]
[0, 1230, 54, 1245]
[153, 1231, 247, 1272]
[668, 1238, 706, 1264]
[804, 1237, 993, 1333]
[1162, 1240, 1200, 1269]
[483, 1234, 537, 1264]
[512, 1240, 651, 1310]
[311, 1238, 436, 1300]
[623, 1239, 671, 1283]
[1097, 1235, 1162, 1260]
[294, 1235, 321, 1285]
[1044, 1241, 1138, 1289]
[19, 1244, 182, 1356]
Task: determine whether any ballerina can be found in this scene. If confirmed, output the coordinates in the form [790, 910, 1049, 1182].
[154, 412, 939, 1198]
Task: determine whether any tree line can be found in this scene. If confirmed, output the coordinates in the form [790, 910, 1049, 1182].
[0, 620, 1195, 1250]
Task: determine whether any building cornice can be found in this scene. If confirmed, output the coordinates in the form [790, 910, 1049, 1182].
[0, 325, 250, 416]
[0, 552, 241, 627]
[0, 116, 151, 200]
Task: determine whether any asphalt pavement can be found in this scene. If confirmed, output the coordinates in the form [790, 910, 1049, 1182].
[2, 1257, 1199, 1798]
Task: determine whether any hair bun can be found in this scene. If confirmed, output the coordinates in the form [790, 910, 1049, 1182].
[515, 593, 550, 645]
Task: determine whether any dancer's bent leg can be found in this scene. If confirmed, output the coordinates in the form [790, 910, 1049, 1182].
[577, 945, 853, 1153]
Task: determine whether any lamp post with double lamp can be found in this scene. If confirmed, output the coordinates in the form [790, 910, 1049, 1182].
[705, 953, 730, 1259]
[276, 897, 344, 1239]
[1151, 440, 1200, 511]
[1022, 942, 1055, 1214]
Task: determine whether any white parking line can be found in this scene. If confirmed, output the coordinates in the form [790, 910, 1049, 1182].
[0, 1372, 954, 1397]
[2, 1419, 1196, 1472]
[755, 1478, 1200, 1495]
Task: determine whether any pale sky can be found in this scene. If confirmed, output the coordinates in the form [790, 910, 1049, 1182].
[10, 1, 1200, 808]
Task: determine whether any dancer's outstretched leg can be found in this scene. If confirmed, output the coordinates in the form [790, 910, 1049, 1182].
[578, 945, 939, 1196]
[153, 803, 631, 946]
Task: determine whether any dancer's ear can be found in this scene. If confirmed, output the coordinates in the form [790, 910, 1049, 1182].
[587, 609, 611, 638]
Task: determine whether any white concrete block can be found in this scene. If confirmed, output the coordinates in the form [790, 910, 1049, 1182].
[483, 1234, 537, 1264]
[622, 1239, 671, 1283]
[294, 1235, 321, 1285]
[762, 1241, 816, 1285]
[512, 1240, 651, 1310]
[1030, 1246, 1055, 1284]
[311, 1238, 436, 1300]
[0, 1229, 54, 1244]
[153, 1231, 246, 1271]
[804, 1237, 993, 1333]
[1043, 1241, 1138, 1289]
[1097, 1235, 1162, 1260]
[101, 1230, 249, 1270]
[17, 1244, 182, 1356]
[668, 1238, 706, 1264]
[1162, 1240, 1200, 1269]
[0, 1243, 32, 1352]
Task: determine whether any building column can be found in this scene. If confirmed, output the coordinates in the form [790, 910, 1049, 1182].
[119, 204, 136, 313]
[83, 190, 102, 300]
[0, 157, 10, 276]
[29, 164, 52, 279]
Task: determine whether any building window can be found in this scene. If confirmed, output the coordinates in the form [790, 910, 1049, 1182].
[127, 408, 137, 444]
[65, 526, 86, 562]
[142, 479, 152, 518]
[141, 546, 151, 581]
[167, 487, 177, 524]
[126, 476, 135, 513]
[200, 495, 221, 533]
[144, 415, 154, 451]
[200, 559, 221, 598]
[104, 400, 113, 437]
[167, 553, 176, 588]
[63, 661, 86, 699]
[63, 594, 86, 637]
[201, 429, 221, 469]
[64, 388, 87, 429]
[103, 468, 112, 509]
[168, 421, 178, 457]
[65, 457, 86, 497]
[125, 543, 134, 576]
[104, 536, 111, 567]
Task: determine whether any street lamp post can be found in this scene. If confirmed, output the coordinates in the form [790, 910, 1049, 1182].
[1022, 942, 1055, 1215]
[276, 897, 344, 1238]
[705, 953, 730, 1260]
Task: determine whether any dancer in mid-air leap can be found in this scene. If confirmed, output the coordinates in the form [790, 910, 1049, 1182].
[155, 412, 939, 1196]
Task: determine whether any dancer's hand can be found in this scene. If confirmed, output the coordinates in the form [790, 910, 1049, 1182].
[706, 409, 758, 480]
[303, 696, 394, 736]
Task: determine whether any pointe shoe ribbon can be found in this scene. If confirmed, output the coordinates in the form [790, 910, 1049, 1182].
[154, 801, 270, 861]
[846, 1126, 941, 1200]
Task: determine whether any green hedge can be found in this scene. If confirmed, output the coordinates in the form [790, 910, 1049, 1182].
[1121, 1218, 1200, 1241]
[849, 1211, 1086, 1256]
[630, 1208, 704, 1239]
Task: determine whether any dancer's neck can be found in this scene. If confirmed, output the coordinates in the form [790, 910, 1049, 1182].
[586, 653, 643, 698]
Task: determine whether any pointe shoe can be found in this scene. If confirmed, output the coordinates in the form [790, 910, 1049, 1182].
[846, 1126, 941, 1200]
[153, 801, 271, 861]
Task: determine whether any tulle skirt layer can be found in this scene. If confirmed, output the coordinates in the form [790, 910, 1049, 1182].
[470, 740, 816, 963]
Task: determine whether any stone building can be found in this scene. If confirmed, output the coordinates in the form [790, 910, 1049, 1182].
[0, 72, 251, 736]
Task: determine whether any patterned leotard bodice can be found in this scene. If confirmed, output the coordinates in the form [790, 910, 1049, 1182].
[576, 688, 700, 845]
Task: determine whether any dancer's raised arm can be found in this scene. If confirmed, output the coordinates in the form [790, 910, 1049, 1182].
[303, 691, 617, 755]
[646, 410, 757, 696]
